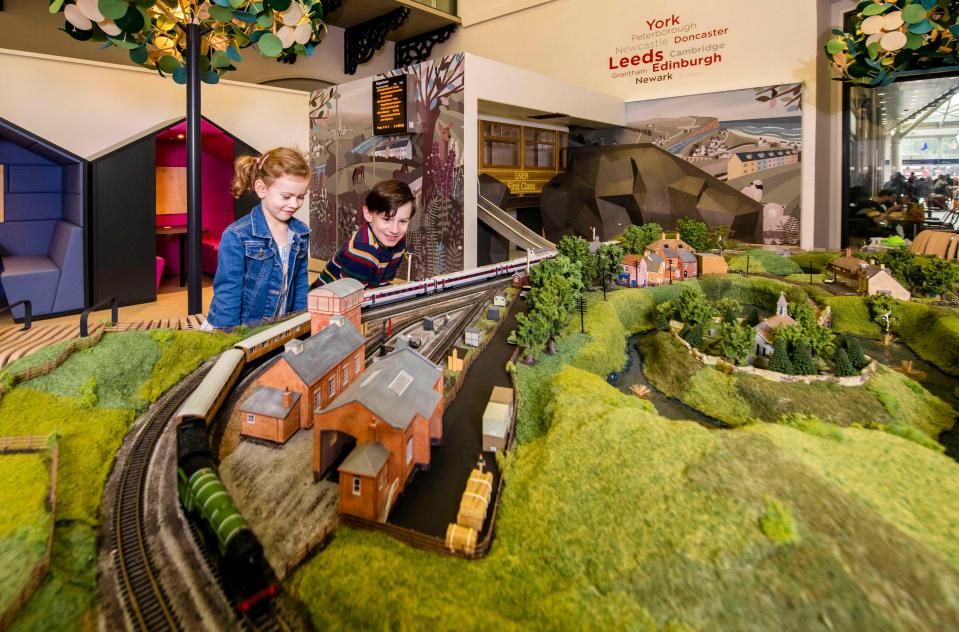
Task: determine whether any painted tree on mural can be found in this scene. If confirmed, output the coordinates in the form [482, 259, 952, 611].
[406, 53, 465, 279]
[754, 84, 802, 112]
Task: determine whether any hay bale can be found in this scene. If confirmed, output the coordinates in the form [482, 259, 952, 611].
[445, 523, 477, 555]
[456, 468, 493, 531]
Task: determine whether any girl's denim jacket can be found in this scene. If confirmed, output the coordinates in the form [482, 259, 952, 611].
[206, 205, 310, 328]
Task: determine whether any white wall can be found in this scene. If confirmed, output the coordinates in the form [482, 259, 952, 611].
[0, 0, 394, 86]
[462, 54, 625, 266]
[440, 0, 832, 248]
[0, 48, 314, 223]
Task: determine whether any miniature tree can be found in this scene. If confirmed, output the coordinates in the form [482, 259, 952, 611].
[832, 347, 856, 377]
[845, 337, 868, 370]
[790, 339, 817, 375]
[513, 310, 550, 364]
[620, 223, 663, 254]
[557, 235, 596, 287]
[921, 258, 959, 297]
[768, 340, 794, 374]
[787, 302, 816, 329]
[682, 322, 705, 350]
[714, 297, 741, 323]
[656, 309, 669, 331]
[803, 323, 835, 361]
[530, 255, 584, 317]
[596, 243, 625, 292]
[676, 218, 710, 251]
[708, 224, 735, 255]
[678, 285, 712, 326]
[721, 322, 753, 366]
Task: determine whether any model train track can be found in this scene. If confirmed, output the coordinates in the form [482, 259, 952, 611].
[428, 286, 503, 364]
[362, 277, 515, 321]
[113, 369, 209, 631]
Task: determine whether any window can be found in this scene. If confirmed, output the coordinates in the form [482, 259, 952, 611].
[313, 390, 321, 409]
[406, 436, 413, 464]
[342, 364, 349, 386]
[355, 354, 361, 374]
[481, 121, 520, 168]
[352, 476, 361, 496]
[524, 127, 557, 169]
[246, 413, 255, 424]
[328, 376, 335, 399]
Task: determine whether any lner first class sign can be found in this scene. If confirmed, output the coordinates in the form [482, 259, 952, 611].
[373, 75, 408, 135]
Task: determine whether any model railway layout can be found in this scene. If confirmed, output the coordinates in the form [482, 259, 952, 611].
[107, 251, 555, 628]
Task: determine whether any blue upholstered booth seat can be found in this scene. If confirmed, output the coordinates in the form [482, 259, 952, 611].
[1, 220, 84, 318]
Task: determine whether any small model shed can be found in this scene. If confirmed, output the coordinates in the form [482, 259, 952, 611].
[482, 386, 514, 452]
[239, 387, 300, 444]
[487, 307, 500, 321]
[338, 441, 391, 522]
[696, 253, 728, 276]
[493, 295, 507, 307]
[465, 327, 481, 347]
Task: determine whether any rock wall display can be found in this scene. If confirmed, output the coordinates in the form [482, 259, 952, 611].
[540, 144, 763, 242]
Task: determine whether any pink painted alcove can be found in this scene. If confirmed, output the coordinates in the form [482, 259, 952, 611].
[155, 119, 236, 279]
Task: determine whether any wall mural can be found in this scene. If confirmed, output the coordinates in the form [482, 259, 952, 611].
[574, 82, 803, 245]
[309, 53, 465, 280]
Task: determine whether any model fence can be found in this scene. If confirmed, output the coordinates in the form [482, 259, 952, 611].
[0, 329, 104, 401]
[0, 435, 59, 631]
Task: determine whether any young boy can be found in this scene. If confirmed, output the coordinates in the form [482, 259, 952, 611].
[313, 180, 415, 288]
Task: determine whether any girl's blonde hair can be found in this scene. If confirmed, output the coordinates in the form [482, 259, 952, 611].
[232, 146, 310, 199]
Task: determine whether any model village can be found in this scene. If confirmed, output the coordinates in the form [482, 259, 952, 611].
[5, 1, 959, 631]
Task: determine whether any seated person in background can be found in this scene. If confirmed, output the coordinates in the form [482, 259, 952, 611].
[850, 188, 900, 237]
[312, 180, 415, 288]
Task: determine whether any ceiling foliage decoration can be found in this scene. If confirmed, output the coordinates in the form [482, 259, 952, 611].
[826, 0, 959, 86]
[48, 0, 328, 84]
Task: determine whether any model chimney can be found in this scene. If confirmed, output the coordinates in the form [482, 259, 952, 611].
[282, 388, 292, 408]
[661, 231, 666, 240]
[285, 339, 304, 355]
[845, 247, 852, 257]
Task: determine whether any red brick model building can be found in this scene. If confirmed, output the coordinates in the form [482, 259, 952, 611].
[314, 348, 444, 521]
[238, 387, 300, 444]
[256, 278, 366, 429]
[645, 234, 698, 281]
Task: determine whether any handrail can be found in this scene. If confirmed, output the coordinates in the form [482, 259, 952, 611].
[476, 189, 554, 250]
[0, 300, 32, 331]
[80, 297, 118, 337]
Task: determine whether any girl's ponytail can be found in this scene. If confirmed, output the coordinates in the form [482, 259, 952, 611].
[232, 148, 309, 199]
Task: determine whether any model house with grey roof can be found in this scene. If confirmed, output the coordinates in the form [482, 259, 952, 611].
[645, 233, 698, 281]
[313, 347, 444, 522]
[256, 314, 366, 430]
[238, 386, 300, 444]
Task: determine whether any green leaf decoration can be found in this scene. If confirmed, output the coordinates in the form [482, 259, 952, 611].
[921, 0, 937, 8]
[212, 0, 231, 6]
[230, 0, 246, 8]
[909, 19, 934, 34]
[266, 0, 292, 10]
[172, 66, 187, 84]
[202, 70, 221, 84]
[107, 35, 141, 49]
[116, 5, 146, 33]
[227, 45, 243, 62]
[256, 11, 274, 27]
[902, 3, 928, 23]
[862, 3, 889, 16]
[951, 24, 959, 37]
[98, 0, 129, 20]
[232, 10, 257, 23]
[867, 41, 880, 59]
[49, 0, 66, 12]
[257, 32, 283, 57]
[906, 32, 925, 49]
[158, 54, 181, 73]
[208, 5, 234, 21]
[826, 38, 845, 55]
[129, 45, 149, 64]
[212, 50, 231, 68]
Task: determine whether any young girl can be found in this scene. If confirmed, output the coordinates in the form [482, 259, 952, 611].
[313, 179, 415, 288]
[205, 147, 311, 329]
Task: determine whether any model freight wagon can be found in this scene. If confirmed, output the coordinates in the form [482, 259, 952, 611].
[482, 386, 514, 452]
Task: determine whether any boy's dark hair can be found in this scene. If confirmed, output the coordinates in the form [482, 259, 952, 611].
[366, 180, 416, 220]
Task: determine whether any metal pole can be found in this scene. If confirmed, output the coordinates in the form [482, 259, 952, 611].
[186, 23, 203, 315]
[745, 254, 750, 277]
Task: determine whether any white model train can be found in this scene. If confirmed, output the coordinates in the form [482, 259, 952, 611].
[361, 248, 555, 308]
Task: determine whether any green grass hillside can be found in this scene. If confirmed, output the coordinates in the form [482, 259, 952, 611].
[0, 452, 51, 618]
[291, 364, 959, 630]
[728, 249, 803, 276]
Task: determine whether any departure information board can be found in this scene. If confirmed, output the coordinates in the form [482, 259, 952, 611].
[372, 75, 408, 135]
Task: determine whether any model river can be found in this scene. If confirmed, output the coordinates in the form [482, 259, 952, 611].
[617, 333, 959, 460]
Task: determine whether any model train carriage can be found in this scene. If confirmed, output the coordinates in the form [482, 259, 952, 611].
[174, 348, 245, 426]
[234, 312, 311, 362]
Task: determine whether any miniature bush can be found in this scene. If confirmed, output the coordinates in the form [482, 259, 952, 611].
[790, 340, 817, 376]
[758, 497, 800, 545]
[681, 322, 704, 349]
[832, 348, 856, 377]
[768, 341, 794, 375]
[676, 218, 710, 251]
[76, 376, 98, 409]
[843, 337, 868, 370]
[727, 249, 802, 276]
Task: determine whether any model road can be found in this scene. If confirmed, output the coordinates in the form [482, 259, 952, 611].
[387, 296, 521, 537]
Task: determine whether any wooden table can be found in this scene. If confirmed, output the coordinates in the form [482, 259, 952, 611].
[157, 226, 208, 287]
